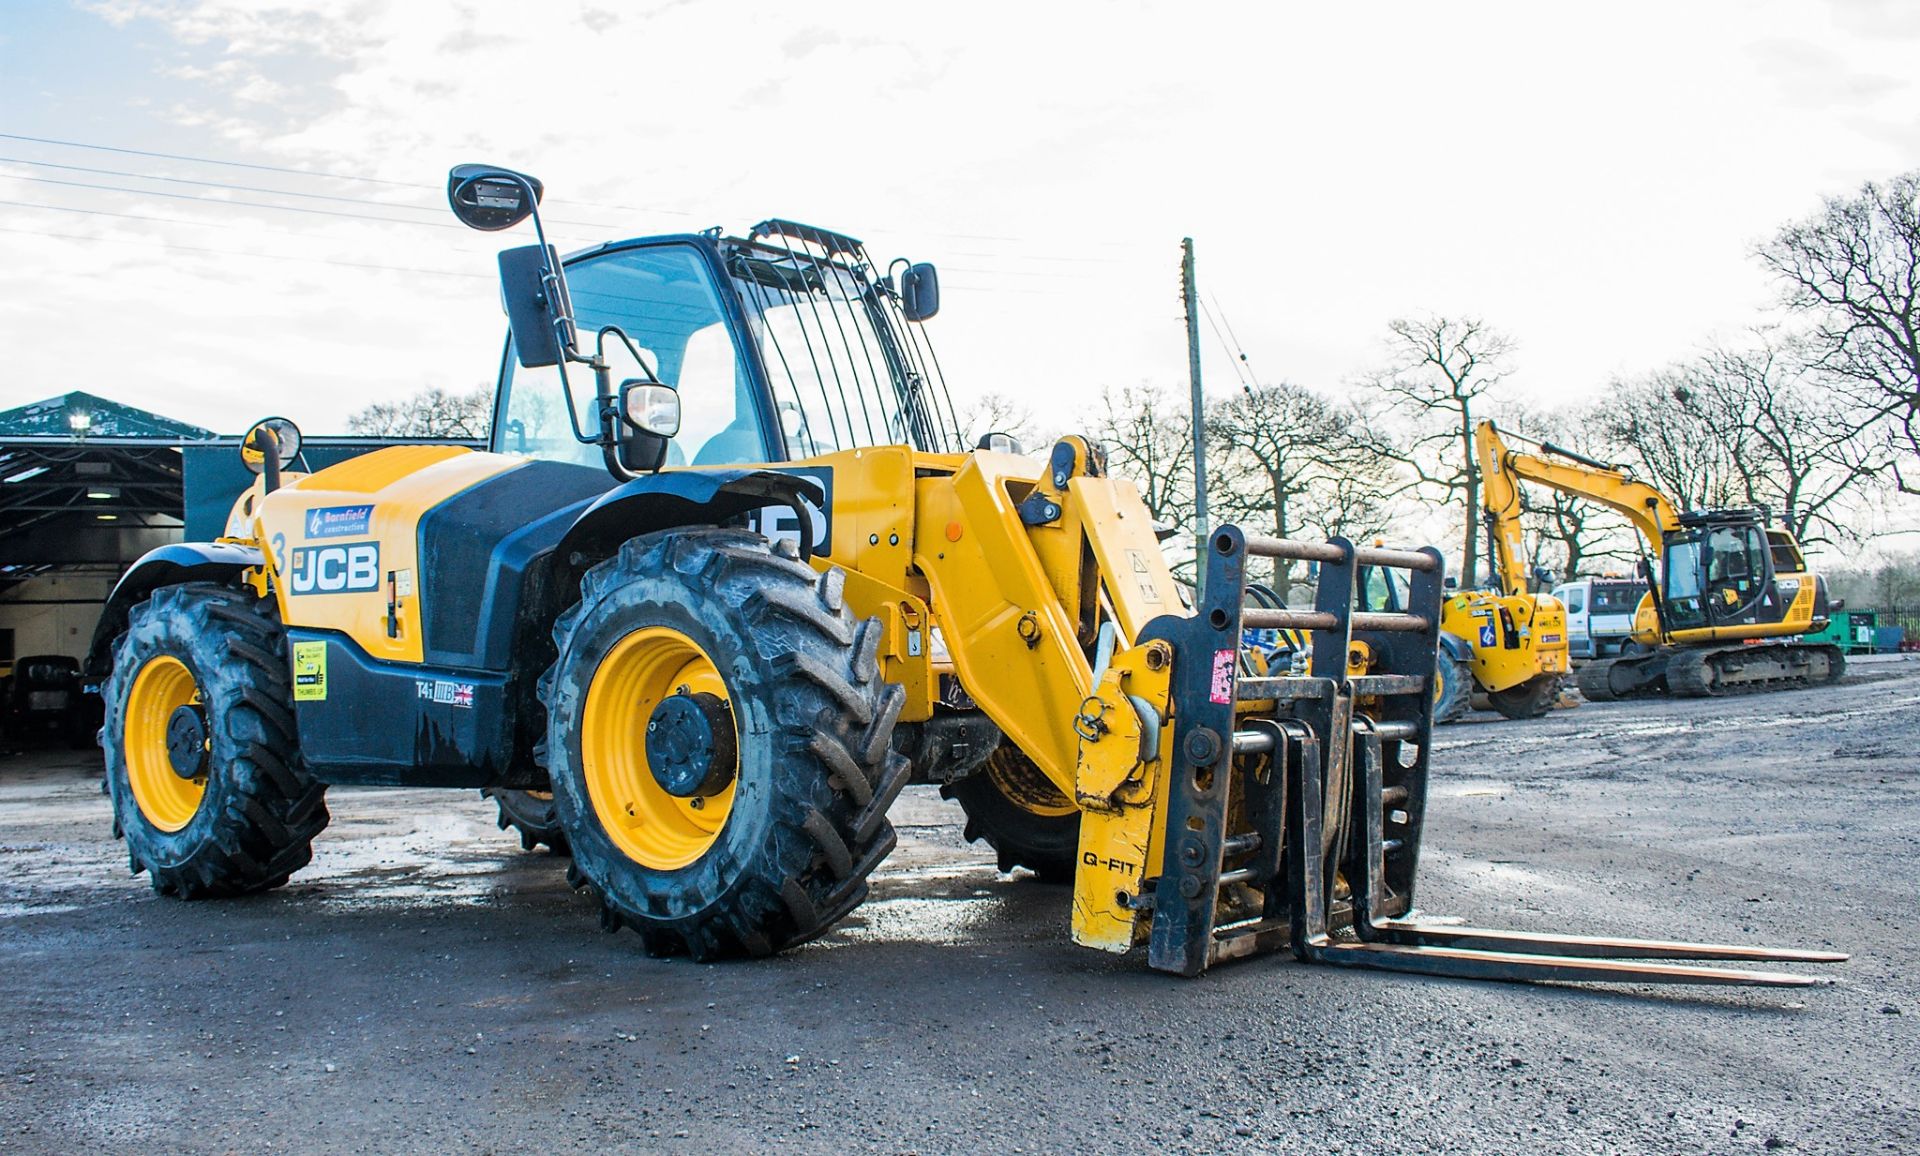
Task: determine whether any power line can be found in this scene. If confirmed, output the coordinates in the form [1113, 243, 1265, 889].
[1, 197, 498, 255]
[1208, 292, 1261, 384]
[0, 161, 646, 234]
[0, 224, 488, 280]
[0, 171, 470, 229]
[0, 130, 1158, 254]
[0, 131, 431, 188]
[0, 154, 448, 212]
[1197, 297, 1252, 390]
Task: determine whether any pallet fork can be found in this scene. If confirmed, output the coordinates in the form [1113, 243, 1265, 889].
[1138, 527, 1846, 984]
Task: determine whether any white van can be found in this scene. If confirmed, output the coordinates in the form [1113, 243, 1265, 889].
[1552, 577, 1649, 659]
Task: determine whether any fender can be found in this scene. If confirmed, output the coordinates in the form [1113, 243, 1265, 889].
[85, 542, 265, 677]
[1438, 632, 1476, 664]
[555, 467, 823, 563]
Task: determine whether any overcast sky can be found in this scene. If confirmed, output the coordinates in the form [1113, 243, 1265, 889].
[2, 0, 1917, 442]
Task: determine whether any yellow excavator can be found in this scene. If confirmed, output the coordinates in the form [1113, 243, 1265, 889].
[1476, 421, 1842, 698]
[81, 164, 1844, 985]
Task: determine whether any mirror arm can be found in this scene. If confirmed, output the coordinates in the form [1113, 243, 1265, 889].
[258, 427, 282, 495]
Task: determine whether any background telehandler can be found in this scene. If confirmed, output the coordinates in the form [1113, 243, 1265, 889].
[1476, 421, 1843, 698]
[86, 164, 1841, 983]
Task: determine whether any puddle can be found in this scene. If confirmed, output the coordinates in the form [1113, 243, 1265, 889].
[291, 809, 541, 909]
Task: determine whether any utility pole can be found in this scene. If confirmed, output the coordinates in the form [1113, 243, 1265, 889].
[1181, 237, 1208, 556]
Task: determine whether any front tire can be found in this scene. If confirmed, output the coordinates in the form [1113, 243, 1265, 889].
[103, 583, 328, 897]
[542, 529, 908, 960]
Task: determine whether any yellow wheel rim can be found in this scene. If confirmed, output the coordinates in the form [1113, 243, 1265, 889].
[124, 655, 207, 832]
[580, 626, 737, 870]
[985, 747, 1078, 819]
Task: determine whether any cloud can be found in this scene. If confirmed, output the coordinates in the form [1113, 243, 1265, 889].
[6, 0, 1920, 460]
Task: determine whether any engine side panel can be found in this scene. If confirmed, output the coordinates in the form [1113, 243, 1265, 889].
[415, 459, 611, 667]
[254, 446, 522, 665]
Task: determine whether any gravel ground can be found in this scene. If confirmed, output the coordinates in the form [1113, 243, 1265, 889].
[1, 661, 1915, 1154]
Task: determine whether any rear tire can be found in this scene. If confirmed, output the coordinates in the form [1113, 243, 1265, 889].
[1432, 653, 1472, 724]
[542, 529, 908, 961]
[483, 787, 569, 855]
[942, 746, 1081, 883]
[1487, 674, 1559, 720]
[103, 583, 328, 898]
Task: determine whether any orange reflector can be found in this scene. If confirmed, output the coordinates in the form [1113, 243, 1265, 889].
[945, 521, 963, 542]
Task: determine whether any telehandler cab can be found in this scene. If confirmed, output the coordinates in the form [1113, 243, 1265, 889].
[89, 164, 1843, 983]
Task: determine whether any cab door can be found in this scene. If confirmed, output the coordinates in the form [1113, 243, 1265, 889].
[1701, 524, 1775, 629]
[1556, 584, 1590, 658]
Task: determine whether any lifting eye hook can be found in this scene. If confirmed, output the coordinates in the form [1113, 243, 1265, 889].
[1073, 696, 1111, 743]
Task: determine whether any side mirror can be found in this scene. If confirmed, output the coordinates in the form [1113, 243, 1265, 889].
[900, 262, 940, 322]
[616, 380, 679, 473]
[447, 164, 543, 231]
[620, 380, 681, 438]
[497, 243, 574, 368]
[241, 416, 301, 495]
[241, 416, 301, 470]
[1444, 576, 1458, 590]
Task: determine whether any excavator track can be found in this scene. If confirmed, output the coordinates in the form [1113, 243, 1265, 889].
[1668, 642, 1847, 697]
[1575, 655, 1643, 701]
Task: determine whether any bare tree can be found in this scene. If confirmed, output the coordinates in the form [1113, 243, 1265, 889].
[1090, 384, 1197, 540]
[1757, 170, 1920, 491]
[348, 386, 493, 439]
[1605, 372, 1747, 511]
[1368, 315, 1515, 585]
[1208, 383, 1388, 600]
[954, 390, 1040, 452]
[1607, 334, 1888, 545]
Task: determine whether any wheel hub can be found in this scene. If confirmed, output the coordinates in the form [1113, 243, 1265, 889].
[644, 691, 736, 798]
[165, 704, 208, 779]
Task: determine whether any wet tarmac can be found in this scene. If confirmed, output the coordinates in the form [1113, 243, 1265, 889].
[2, 665, 1917, 1153]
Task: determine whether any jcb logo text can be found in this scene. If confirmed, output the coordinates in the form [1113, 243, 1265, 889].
[288, 543, 380, 595]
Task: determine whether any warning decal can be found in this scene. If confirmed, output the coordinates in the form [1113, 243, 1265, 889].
[292, 640, 328, 702]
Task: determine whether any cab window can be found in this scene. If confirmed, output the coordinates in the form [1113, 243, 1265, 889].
[494, 244, 769, 468]
[1564, 587, 1586, 615]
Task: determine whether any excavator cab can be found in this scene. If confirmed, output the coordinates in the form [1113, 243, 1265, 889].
[1660, 513, 1776, 632]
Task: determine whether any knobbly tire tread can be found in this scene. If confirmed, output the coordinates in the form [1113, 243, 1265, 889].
[942, 746, 1081, 884]
[103, 582, 328, 898]
[1433, 653, 1473, 723]
[483, 788, 571, 855]
[541, 528, 904, 961]
[1487, 674, 1560, 720]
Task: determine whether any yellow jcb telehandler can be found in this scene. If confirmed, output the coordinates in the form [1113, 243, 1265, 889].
[86, 165, 1842, 983]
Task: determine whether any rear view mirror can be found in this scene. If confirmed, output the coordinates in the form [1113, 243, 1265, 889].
[498, 243, 573, 368]
[620, 380, 681, 438]
[241, 415, 302, 495]
[616, 380, 678, 474]
[901, 262, 940, 322]
[447, 164, 543, 232]
[240, 416, 302, 474]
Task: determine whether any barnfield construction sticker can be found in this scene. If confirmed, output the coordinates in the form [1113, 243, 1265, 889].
[292, 641, 328, 702]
